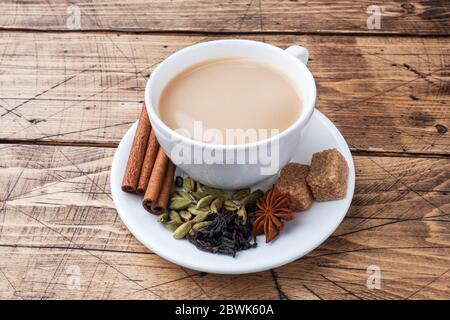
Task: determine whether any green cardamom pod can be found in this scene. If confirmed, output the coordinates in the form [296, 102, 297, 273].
[192, 211, 210, 223]
[210, 197, 223, 213]
[202, 186, 229, 198]
[196, 195, 215, 209]
[169, 210, 182, 224]
[176, 190, 195, 201]
[192, 221, 212, 231]
[166, 211, 182, 231]
[169, 197, 192, 210]
[157, 212, 169, 223]
[237, 206, 248, 225]
[166, 221, 181, 232]
[241, 189, 264, 207]
[232, 188, 251, 201]
[173, 221, 194, 240]
[187, 205, 210, 216]
[191, 190, 209, 200]
[179, 210, 192, 222]
[223, 200, 239, 211]
[183, 176, 195, 193]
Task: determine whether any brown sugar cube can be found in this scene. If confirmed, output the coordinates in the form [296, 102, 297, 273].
[275, 163, 314, 211]
[306, 149, 348, 201]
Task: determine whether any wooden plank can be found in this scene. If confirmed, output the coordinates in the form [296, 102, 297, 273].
[0, 32, 448, 155]
[0, 144, 449, 299]
[0, 0, 448, 35]
[0, 247, 280, 299]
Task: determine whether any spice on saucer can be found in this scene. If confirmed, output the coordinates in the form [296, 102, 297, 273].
[137, 130, 159, 194]
[121, 105, 152, 193]
[142, 148, 176, 215]
[252, 186, 294, 243]
[156, 176, 263, 256]
[187, 210, 256, 257]
[121, 106, 350, 255]
[121, 104, 176, 214]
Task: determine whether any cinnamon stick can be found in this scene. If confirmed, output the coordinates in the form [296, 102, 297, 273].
[136, 130, 159, 194]
[121, 105, 151, 193]
[143, 148, 169, 214]
[152, 161, 176, 214]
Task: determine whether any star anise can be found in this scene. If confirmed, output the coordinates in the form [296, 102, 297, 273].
[252, 186, 294, 243]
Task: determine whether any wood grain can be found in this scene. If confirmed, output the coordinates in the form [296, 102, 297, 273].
[1, 0, 449, 300]
[0, 144, 448, 299]
[0, 32, 448, 155]
[0, 0, 448, 35]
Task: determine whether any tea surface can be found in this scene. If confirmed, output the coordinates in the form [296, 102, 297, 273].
[158, 57, 302, 144]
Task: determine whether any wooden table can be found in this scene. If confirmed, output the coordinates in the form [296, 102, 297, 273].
[0, 1, 449, 300]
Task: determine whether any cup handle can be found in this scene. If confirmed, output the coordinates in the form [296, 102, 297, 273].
[285, 45, 309, 65]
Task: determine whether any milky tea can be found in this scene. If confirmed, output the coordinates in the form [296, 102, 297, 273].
[158, 57, 302, 145]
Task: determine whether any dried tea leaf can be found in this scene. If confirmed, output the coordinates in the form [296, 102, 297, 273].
[186, 211, 256, 256]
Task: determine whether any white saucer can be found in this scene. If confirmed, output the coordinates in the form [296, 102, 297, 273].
[110, 110, 355, 274]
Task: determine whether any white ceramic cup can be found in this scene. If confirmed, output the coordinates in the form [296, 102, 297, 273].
[145, 40, 316, 189]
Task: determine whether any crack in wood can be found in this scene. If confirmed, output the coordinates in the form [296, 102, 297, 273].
[303, 284, 323, 300]
[180, 267, 210, 299]
[33, 121, 135, 141]
[0, 267, 19, 298]
[2, 27, 450, 37]
[406, 268, 450, 299]
[367, 157, 448, 217]
[0, 243, 153, 255]
[58, 149, 113, 201]
[320, 274, 363, 300]
[11, 205, 167, 299]
[0, 139, 448, 158]
[271, 269, 289, 300]
[307, 245, 450, 260]
[1, 66, 96, 118]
